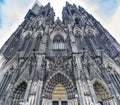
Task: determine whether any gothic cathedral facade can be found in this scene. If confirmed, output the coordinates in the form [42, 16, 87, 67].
[0, 2, 120, 105]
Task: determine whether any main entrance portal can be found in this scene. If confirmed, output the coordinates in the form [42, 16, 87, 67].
[42, 73, 78, 105]
[52, 83, 68, 105]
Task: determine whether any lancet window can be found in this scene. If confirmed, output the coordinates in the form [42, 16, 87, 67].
[0, 70, 12, 96]
[35, 35, 42, 51]
[21, 34, 32, 51]
[53, 35, 65, 50]
[108, 66, 120, 94]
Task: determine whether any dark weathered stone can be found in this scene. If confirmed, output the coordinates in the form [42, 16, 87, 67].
[0, 1, 120, 105]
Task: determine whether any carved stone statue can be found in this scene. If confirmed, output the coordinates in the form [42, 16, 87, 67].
[31, 82, 37, 94]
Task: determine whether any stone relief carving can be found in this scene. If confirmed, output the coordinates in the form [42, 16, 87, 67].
[39, 57, 47, 80]
[31, 82, 38, 94]
[82, 56, 91, 77]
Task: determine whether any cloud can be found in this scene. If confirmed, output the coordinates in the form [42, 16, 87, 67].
[0, 0, 4, 3]
[0, 0, 35, 48]
[0, 1, 3, 28]
[0, 0, 120, 49]
[81, 0, 120, 43]
[85, 0, 120, 17]
[106, 6, 120, 43]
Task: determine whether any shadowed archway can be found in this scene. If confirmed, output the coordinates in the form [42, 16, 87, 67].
[11, 81, 27, 105]
[43, 72, 75, 99]
[93, 80, 113, 105]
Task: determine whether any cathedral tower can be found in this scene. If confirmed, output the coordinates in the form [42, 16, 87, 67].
[0, 1, 120, 105]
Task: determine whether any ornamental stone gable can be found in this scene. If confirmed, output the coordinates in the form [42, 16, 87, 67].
[0, 1, 120, 105]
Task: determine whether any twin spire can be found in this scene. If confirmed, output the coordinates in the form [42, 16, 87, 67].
[31, 1, 82, 20]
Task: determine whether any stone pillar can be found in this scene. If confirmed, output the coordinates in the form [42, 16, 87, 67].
[3, 83, 13, 105]
[34, 80, 43, 105]
[87, 80, 98, 104]
[40, 25, 49, 54]
[73, 54, 86, 105]
[7, 84, 14, 105]
[30, 28, 37, 50]
[34, 54, 44, 105]
[24, 80, 32, 102]
[76, 80, 86, 105]
[68, 24, 78, 53]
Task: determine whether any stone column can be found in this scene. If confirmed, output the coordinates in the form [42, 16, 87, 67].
[34, 80, 43, 105]
[33, 54, 44, 105]
[68, 24, 78, 53]
[7, 84, 14, 105]
[40, 25, 49, 54]
[87, 80, 98, 104]
[106, 71, 120, 105]
[73, 54, 86, 105]
[30, 28, 37, 50]
[3, 83, 13, 105]
[76, 79, 86, 105]
[24, 80, 32, 102]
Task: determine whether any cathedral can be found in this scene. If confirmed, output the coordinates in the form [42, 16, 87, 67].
[0, 1, 120, 105]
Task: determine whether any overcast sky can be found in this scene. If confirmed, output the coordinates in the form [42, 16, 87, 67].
[0, 0, 120, 49]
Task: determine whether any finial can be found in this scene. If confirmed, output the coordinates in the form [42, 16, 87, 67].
[57, 17, 59, 20]
[66, 1, 72, 6]
[34, 0, 42, 7]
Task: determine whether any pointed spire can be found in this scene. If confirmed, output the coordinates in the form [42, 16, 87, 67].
[35, 0, 42, 6]
[78, 6, 85, 13]
[32, 0, 42, 14]
[73, 3, 77, 8]
[32, 0, 42, 9]
[66, 1, 72, 7]
[44, 2, 51, 8]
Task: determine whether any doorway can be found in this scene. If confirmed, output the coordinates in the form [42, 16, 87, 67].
[52, 101, 68, 105]
[52, 83, 68, 105]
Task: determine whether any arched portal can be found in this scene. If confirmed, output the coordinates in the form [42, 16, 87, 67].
[52, 83, 67, 100]
[93, 80, 113, 105]
[43, 73, 76, 105]
[11, 81, 27, 105]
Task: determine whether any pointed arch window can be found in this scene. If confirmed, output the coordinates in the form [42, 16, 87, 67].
[41, 11, 46, 16]
[75, 31, 82, 50]
[71, 9, 75, 15]
[21, 34, 31, 51]
[75, 18, 80, 24]
[53, 35, 65, 50]
[85, 31, 98, 52]
[0, 68, 13, 96]
[35, 35, 42, 51]
[109, 70, 120, 93]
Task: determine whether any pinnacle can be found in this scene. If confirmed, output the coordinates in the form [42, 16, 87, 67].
[32, 0, 42, 10]
[35, 0, 42, 6]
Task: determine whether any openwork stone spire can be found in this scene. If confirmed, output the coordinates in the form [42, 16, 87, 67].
[0, 1, 120, 105]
